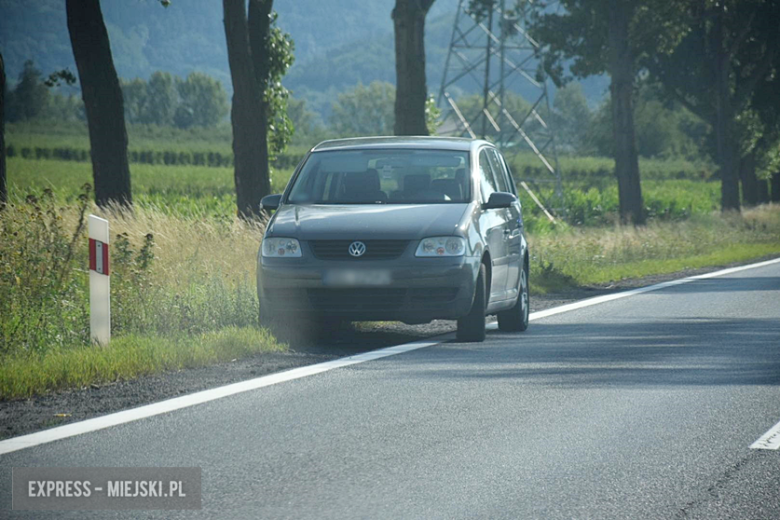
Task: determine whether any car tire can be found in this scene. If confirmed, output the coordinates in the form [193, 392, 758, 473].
[457, 263, 487, 342]
[497, 263, 529, 332]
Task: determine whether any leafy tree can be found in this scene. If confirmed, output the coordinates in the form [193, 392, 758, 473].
[392, 0, 436, 136]
[532, 0, 689, 223]
[552, 82, 593, 155]
[330, 82, 395, 137]
[287, 97, 315, 136]
[647, 0, 780, 212]
[251, 9, 295, 158]
[742, 20, 780, 205]
[142, 71, 176, 126]
[224, 0, 294, 219]
[5, 61, 50, 122]
[121, 77, 147, 124]
[589, 82, 709, 160]
[287, 96, 329, 145]
[66, 0, 132, 207]
[174, 72, 229, 128]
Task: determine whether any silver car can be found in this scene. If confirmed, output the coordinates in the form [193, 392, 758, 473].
[257, 137, 529, 342]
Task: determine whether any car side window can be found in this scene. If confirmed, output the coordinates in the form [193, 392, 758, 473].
[487, 149, 510, 193]
[491, 149, 517, 196]
[479, 149, 498, 202]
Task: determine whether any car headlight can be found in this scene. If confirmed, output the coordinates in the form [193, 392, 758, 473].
[415, 236, 466, 257]
[262, 237, 302, 258]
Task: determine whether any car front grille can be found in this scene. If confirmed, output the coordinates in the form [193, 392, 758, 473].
[309, 240, 409, 260]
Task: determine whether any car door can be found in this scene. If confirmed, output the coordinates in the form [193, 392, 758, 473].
[477, 148, 509, 302]
[489, 148, 524, 297]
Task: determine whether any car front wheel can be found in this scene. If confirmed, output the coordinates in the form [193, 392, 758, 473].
[457, 263, 487, 342]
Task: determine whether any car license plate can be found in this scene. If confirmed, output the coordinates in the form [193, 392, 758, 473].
[322, 269, 392, 286]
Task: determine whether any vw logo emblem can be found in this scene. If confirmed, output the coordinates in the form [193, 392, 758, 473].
[348, 241, 367, 257]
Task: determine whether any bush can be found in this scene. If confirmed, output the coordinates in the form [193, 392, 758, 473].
[0, 187, 92, 354]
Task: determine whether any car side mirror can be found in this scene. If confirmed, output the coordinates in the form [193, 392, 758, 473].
[482, 192, 517, 210]
[261, 194, 282, 211]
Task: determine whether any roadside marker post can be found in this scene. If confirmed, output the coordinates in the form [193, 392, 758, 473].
[88, 215, 110, 345]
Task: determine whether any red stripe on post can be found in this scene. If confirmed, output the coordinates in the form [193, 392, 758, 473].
[89, 238, 97, 271]
[89, 239, 109, 275]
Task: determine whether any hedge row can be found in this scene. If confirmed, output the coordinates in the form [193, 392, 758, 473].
[5, 144, 306, 170]
[510, 156, 714, 183]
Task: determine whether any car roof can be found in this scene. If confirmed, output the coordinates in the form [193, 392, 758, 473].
[310, 136, 492, 153]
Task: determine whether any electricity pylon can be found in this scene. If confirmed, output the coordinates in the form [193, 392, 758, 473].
[437, 0, 563, 217]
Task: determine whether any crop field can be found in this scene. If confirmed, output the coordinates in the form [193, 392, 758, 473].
[6, 157, 294, 217]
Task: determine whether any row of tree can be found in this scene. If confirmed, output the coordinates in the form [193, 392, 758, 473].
[121, 71, 228, 129]
[3, 61, 230, 131]
[530, 0, 780, 221]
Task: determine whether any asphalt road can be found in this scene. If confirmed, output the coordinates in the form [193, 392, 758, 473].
[2, 261, 780, 519]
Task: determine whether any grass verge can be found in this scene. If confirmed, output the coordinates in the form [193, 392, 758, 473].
[529, 205, 780, 293]
[0, 327, 284, 400]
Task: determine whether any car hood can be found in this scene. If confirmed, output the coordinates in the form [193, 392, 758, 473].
[268, 203, 469, 240]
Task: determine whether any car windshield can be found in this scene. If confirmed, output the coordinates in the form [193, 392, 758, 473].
[287, 149, 471, 204]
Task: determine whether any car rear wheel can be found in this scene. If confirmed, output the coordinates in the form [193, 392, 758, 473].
[457, 263, 487, 342]
[497, 264, 529, 332]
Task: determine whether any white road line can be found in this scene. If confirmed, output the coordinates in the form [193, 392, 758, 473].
[1, 256, 779, 457]
[751, 419, 780, 450]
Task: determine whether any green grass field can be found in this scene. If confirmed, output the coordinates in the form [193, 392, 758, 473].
[6, 157, 294, 217]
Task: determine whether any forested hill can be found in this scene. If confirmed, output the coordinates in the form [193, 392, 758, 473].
[0, 0, 456, 85]
[0, 0, 607, 114]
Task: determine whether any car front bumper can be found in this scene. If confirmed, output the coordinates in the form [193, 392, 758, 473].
[258, 255, 479, 323]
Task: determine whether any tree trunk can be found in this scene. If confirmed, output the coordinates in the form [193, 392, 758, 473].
[739, 152, 758, 207]
[66, 0, 132, 208]
[771, 172, 780, 203]
[224, 0, 269, 218]
[607, 0, 644, 225]
[393, 0, 435, 136]
[712, 11, 740, 212]
[0, 52, 6, 209]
